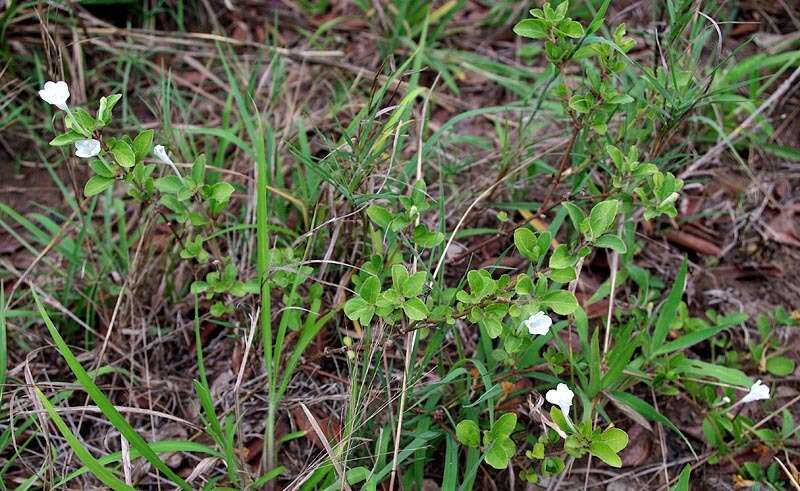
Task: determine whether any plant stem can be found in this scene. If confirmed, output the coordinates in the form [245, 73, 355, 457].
[256, 124, 274, 474]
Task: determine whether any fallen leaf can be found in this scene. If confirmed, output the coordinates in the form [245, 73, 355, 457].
[0, 233, 21, 254]
[291, 406, 341, 450]
[619, 424, 651, 467]
[766, 204, 800, 247]
[666, 230, 722, 256]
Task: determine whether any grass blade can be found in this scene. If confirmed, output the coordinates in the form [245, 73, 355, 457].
[57, 440, 221, 487]
[608, 391, 696, 457]
[32, 291, 191, 490]
[650, 258, 687, 354]
[0, 284, 7, 400]
[34, 387, 135, 491]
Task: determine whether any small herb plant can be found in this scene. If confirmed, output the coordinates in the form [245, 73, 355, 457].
[333, 0, 781, 482]
[41, 79, 252, 317]
[24, 1, 795, 489]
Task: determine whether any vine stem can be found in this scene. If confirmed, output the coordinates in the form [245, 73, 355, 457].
[538, 122, 580, 215]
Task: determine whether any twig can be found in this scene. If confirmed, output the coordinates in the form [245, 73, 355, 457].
[539, 124, 580, 214]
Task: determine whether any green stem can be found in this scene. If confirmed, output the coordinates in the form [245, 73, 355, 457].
[255, 123, 274, 472]
[63, 106, 90, 137]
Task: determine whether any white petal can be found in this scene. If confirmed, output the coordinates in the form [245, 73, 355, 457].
[524, 311, 552, 335]
[153, 145, 183, 177]
[741, 380, 770, 404]
[74, 139, 101, 158]
[153, 145, 171, 164]
[546, 382, 574, 416]
[39, 81, 70, 110]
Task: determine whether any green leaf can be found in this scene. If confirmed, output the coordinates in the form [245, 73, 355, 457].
[455, 420, 480, 448]
[608, 391, 695, 457]
[210, 182, 235, 203]
[188, 212, 211, 227]
[344, 297, 374, 325]
[528, 442, 545, 459]
[402, 271, 427, 298]
[588, 200, 619, 240]
[391, 264, 409, 290]
[111, 141, 136, 168]
[600, 427, 628, 452]
[568, 95, 590, 114]
[541, 290, 578, 315]
[378, 288, 404, 309]
[601, 327, 638, 390]
[562, 202, 586, 232]
[89, 159, 116, 179]
[550, 267, 576, 283]
[670, 465, 692, 491]
[357, 275, 381, 305]
[413, 224, 444, 248]
[132, 129, 154, 162]
[97, 94, 122, 125]
[482, 316, 503, 338]
[763, 143, 800, 162]
[402, 297, 428, 321]
[590, 441, 621, 467]
[515, 274, 534, 295]
[192, 154, 207, 183]
[466, 270, 485, 295]
[491, 413, 517, 438]
[513, 19, 548, 39]
[484, 436, 515, 469]
[549, 244, 575, 269]
[72, 108, 98, 135]
[35, 388, 135, 491]
[650, 259, 687, 354]
[653, 324, 729, 356]
[58, 440, 222, 488]
[84, 175, 114, 197]
[594, 234, 627, 253]
[32, 292, 192, 490]
[553, 1, 568, 20]
[367, 205, 392, 229]
[606, 93, 634, 104]
[154, 176, 183, 194]
[605, 144, 624, 170]
[674, 359, 751, 386]
[514, 228, 540, 261]
[49, 130, 85, 146]
[557, 19, 584, 38]
[766, 356, 795, 377]
[550, 406, 570, 433]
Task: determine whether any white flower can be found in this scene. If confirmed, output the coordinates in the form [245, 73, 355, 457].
[39, 81, 70, 110]
[524, 311, 552, 335]
[545, 383, 574, 416]
[153, 145, 182, 177]
[74, 139, 100, 158]
[153, 145, 172, 165]
[741, 380, 770, 404]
